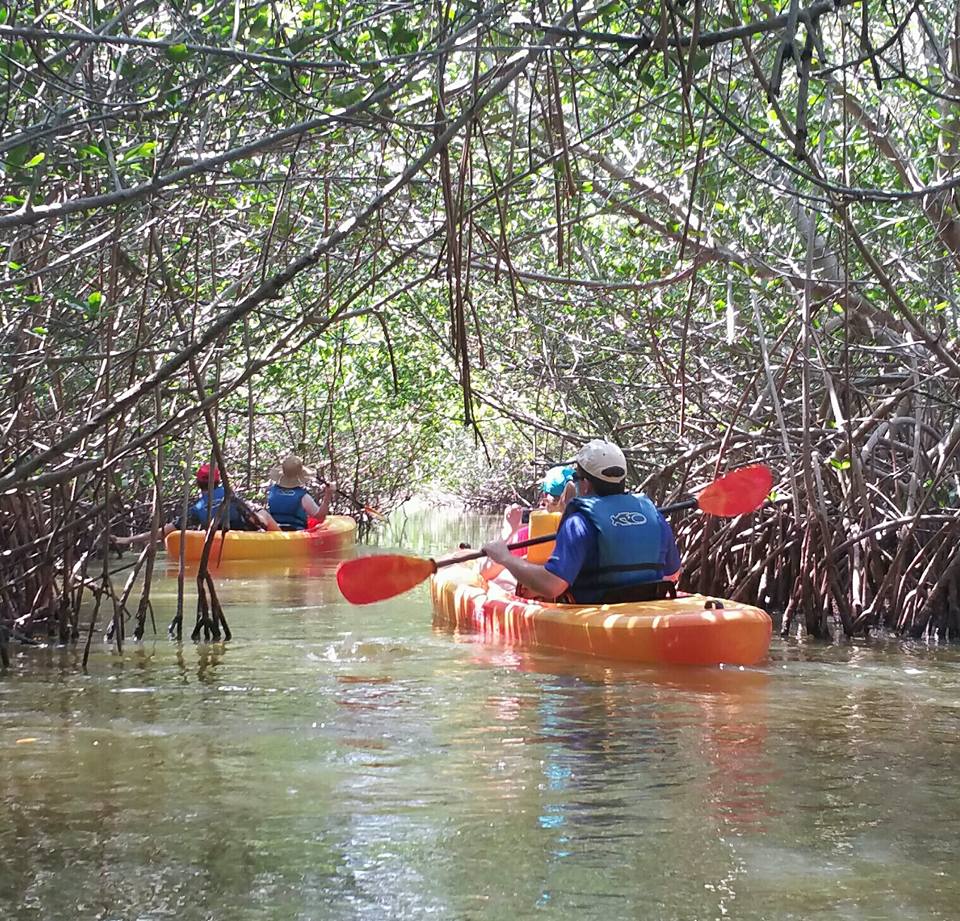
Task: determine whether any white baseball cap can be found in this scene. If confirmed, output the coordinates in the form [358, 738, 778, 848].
[574, 439, 627, 483]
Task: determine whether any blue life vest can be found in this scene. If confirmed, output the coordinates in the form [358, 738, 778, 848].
[565, 493, 665, 602]
[193, 485, 247, 529]
[268, 485, 308, 530]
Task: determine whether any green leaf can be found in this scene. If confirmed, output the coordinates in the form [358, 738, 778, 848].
[390, 16, 419, 53]
[689, 51, 711, 73]
[83, 291, 103, 319]
[24, 152, 46, 168]
[598, 0, 622, 23]
[289, 29, 317, 54]
[122, 141, 157, 162]
[330, 87, 365, 109]
[166, 42, 189, 62]
[250, 10, 270, 36]
[829, 458, 851, 470]
[77, 144, 106, 159]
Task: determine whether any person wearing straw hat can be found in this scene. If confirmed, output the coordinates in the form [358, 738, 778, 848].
[267, 455, 333, 531]
[482, 439, 680, 604]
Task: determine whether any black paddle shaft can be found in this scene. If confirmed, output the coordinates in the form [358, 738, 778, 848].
[438, 496, 698, 569]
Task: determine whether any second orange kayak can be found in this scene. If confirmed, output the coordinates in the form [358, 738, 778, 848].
[165, 515, 357, 562]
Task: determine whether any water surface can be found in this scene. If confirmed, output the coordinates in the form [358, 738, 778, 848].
[2, 507, 959, 920]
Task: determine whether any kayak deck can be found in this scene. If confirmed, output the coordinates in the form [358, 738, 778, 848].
[165, 514, 357, 562]
[430, 563, 772, 667]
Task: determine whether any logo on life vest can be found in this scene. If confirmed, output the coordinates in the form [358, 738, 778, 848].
[610, 511, 647, 526]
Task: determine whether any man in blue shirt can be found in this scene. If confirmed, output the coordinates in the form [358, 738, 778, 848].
[482, 440, 681, 603]
[112, 462, 278, 548]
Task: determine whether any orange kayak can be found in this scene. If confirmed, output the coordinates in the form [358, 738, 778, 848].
[430, 563, 772, 667]
[165, 515, 357, 562]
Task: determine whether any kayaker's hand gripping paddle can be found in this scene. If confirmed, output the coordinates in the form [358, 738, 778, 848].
[336, 464, 773, 605]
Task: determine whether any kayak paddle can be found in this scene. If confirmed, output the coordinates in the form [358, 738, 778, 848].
[336, 464, 772, 605]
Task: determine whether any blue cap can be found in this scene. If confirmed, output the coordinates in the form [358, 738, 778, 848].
[542, 465, 574, 497]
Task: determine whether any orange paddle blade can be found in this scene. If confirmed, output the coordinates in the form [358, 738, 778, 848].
[336, 554, 437, 605]
[697, 465, 772, 517]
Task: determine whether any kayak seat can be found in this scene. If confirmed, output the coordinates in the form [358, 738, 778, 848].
[601, 580, 678, 605]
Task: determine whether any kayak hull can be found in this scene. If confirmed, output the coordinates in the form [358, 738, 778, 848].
[430, 563, 772, 667]
[165, 515, 357, 562]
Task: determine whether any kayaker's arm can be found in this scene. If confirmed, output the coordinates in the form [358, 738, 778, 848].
[481, 540, 569, 600]
[302, 483, 333, 525]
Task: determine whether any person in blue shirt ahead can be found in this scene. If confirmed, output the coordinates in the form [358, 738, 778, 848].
[482, 440, 681, 604]
[112, 462, 278, 548]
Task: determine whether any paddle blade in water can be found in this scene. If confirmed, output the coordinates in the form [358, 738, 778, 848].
[336, 554, 437, 605]
[697, 464, 773, 517]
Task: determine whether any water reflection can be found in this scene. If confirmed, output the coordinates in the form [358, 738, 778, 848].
[370, 500, 495, 557]
[164, 552, 350, 604]
[466, 649, 777, 838]
[3, 508, 960, 919]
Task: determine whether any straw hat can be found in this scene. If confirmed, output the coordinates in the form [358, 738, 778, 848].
[269, 455, 315, 488]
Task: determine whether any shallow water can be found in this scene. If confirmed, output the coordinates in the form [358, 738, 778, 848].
[2, 507, 959, 920]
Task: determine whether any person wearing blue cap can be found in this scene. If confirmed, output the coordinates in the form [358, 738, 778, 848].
[481, 464, 571, 590]
[540, 464, 576, 513]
